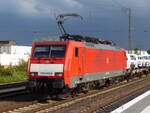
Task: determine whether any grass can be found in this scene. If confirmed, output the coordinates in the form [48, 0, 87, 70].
[0, 61, 28, 84]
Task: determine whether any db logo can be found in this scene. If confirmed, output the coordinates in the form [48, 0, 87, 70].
[45, 60, 49, 63]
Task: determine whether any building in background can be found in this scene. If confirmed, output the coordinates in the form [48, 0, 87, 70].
[0, 40, 31, 67]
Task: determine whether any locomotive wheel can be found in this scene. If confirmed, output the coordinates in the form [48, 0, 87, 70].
[70, 88, 78, 98]
[62, 86, 71, 98]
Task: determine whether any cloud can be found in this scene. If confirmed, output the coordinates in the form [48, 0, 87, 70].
[0, 0, 149, 18]
[0, 0, 83, 18]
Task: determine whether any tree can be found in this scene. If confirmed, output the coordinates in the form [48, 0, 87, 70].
[133, 48, 139, 54]
[147, 50, 150, 54]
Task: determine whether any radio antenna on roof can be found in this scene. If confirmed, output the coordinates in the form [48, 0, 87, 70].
[56, 13, 83, 35]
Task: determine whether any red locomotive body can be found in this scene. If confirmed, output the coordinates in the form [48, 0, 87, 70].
[28, 40, 126, 90]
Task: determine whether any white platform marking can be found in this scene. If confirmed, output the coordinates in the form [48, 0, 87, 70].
[111, 90, 150, 113]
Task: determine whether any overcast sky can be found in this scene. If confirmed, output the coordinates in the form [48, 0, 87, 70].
[0, 0, 149, 49]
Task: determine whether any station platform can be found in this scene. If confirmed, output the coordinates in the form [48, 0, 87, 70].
[111, 90, 150, 113]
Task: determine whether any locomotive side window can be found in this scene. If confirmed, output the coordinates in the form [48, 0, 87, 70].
[33, 45, 66, 58]
[75, 48, 78, 57]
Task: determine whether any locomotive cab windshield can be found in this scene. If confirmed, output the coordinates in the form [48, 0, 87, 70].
[33, 45, 66, 58]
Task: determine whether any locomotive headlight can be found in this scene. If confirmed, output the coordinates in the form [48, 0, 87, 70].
[55, 72, 63, 76]
[30, 72, 38, 76]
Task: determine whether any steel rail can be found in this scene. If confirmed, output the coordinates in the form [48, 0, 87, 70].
[0, 81, 28, 98]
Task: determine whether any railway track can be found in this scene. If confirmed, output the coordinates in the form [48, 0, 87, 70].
[0, 81, 28, 98]
[3, 74, 150, 113]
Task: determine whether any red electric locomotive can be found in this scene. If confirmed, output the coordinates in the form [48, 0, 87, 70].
[27, 13, 127, 95]
[27, 35, 126, 94]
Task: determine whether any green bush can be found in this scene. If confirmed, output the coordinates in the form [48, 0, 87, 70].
[0, 66, 12, 76]
[0, 60, 28, 84]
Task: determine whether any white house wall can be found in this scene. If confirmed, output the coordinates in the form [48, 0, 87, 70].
[0, 45, 31, 66]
